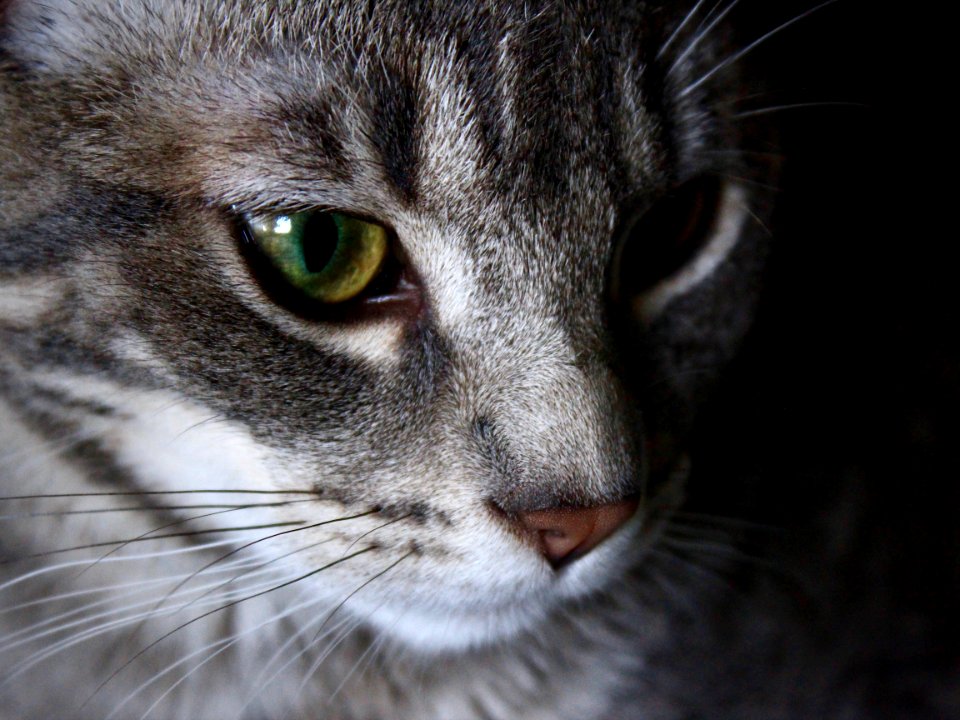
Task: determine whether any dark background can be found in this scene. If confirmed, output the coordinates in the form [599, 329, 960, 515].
[683, 1, 957, 714]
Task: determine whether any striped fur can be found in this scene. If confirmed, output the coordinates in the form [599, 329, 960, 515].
[0, 2, 789, 718]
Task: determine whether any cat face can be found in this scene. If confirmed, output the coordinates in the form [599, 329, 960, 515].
[0, 0, 770, 655]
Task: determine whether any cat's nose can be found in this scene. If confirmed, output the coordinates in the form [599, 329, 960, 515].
[516, 500, 639, 567]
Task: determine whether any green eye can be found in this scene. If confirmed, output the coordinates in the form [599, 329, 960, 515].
[245, 211, 389, 304]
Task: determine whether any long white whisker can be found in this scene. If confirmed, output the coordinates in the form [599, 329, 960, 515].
[679, 0, 840, 98]
[0, 558, 272, 651]
[241, 548, 412, 712]
[1, 554, 260, 616]
[732, 100, 867, 119]
[241, 611, 355, 715]
[290, 552, 413, 715]
[74, 503, 309, 579]
[106, 593, 327, 720]
[657, 0, 710, 59]
[1, 571, 302, 689]
[169, 537, 337, 618]
[324, 603, 410, 708]
[0, 538, 249, 594]
[83, 547, 376, 710]
[667, 0, 741, 76]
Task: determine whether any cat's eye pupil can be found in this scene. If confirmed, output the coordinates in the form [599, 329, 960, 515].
[301, 213, 339, 273]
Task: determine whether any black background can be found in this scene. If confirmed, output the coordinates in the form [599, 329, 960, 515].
[685, 0, 957, 713]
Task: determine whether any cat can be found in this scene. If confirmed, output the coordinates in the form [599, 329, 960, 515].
[1, 1, 953, 719]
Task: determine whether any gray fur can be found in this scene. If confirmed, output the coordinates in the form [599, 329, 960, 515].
[0, 2, 809, 718]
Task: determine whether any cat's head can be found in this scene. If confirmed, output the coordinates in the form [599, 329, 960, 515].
[0, 0, 772, 651]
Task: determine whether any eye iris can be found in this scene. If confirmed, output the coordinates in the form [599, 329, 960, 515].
[250, 211, 388, 304]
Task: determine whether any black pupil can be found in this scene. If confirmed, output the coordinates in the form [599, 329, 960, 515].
[301, 213, 340, 273]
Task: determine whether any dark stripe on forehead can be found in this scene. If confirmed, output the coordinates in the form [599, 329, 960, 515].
[508, 5, 571, 198]
[589, 17, 634, 205]
[269, 93, 350, 181]
[367, 59, 421, 203]
[451, 10, 507, 182]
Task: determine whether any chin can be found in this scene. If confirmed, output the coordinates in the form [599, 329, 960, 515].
[360, 599, 553, 654]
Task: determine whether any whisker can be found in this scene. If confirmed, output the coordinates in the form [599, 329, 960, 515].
[74, 499, 317, 579]
[731, 100, 868, 119]
[172, 412, 227, 440]
[0, 538, 248, 595]
[659, 535, 787, 577]
[657, 0, 709, 59]
[0, 501, 300, 521]
[311, 551, 413, 643]
[243, 550, 412, 710]
[737, 199, 773, 237]
[642, 554, 700, 615]
[287, 610, 382, 720]
[0, 559, 266, 653]
[324, 601, 407, 708]
[108, 513, 378, 663]
[242, 611, 355, 714]
[679, 0, 841, 99]
[697, 148, 785, 160]
[84, 546, 376, 708]
[163, 536, 338, 620]
[708, 171, 782, 192]
[292, 553, 413, 713]
[1, 571, 298, 689]
[667, 0, 741, 76]
[0, 522, 306, 566]
[0, 489, 317, 501]
[649, 545, 739, 594]
[342, 514, 410, 555]
[140, 509, 379, 624]
[106, 593, 329, 720]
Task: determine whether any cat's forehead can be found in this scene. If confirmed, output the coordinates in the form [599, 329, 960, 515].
[6, 0, 667, 209]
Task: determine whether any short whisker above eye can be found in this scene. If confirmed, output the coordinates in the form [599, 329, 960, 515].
[677, 0, 842, 100]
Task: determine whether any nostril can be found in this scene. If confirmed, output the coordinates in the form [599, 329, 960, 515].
[517, 500, 639, 568]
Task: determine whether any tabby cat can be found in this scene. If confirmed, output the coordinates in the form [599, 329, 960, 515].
[1, 1, 940, 719]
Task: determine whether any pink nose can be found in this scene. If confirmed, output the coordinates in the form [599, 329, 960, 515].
[517, 500, 639, 567]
